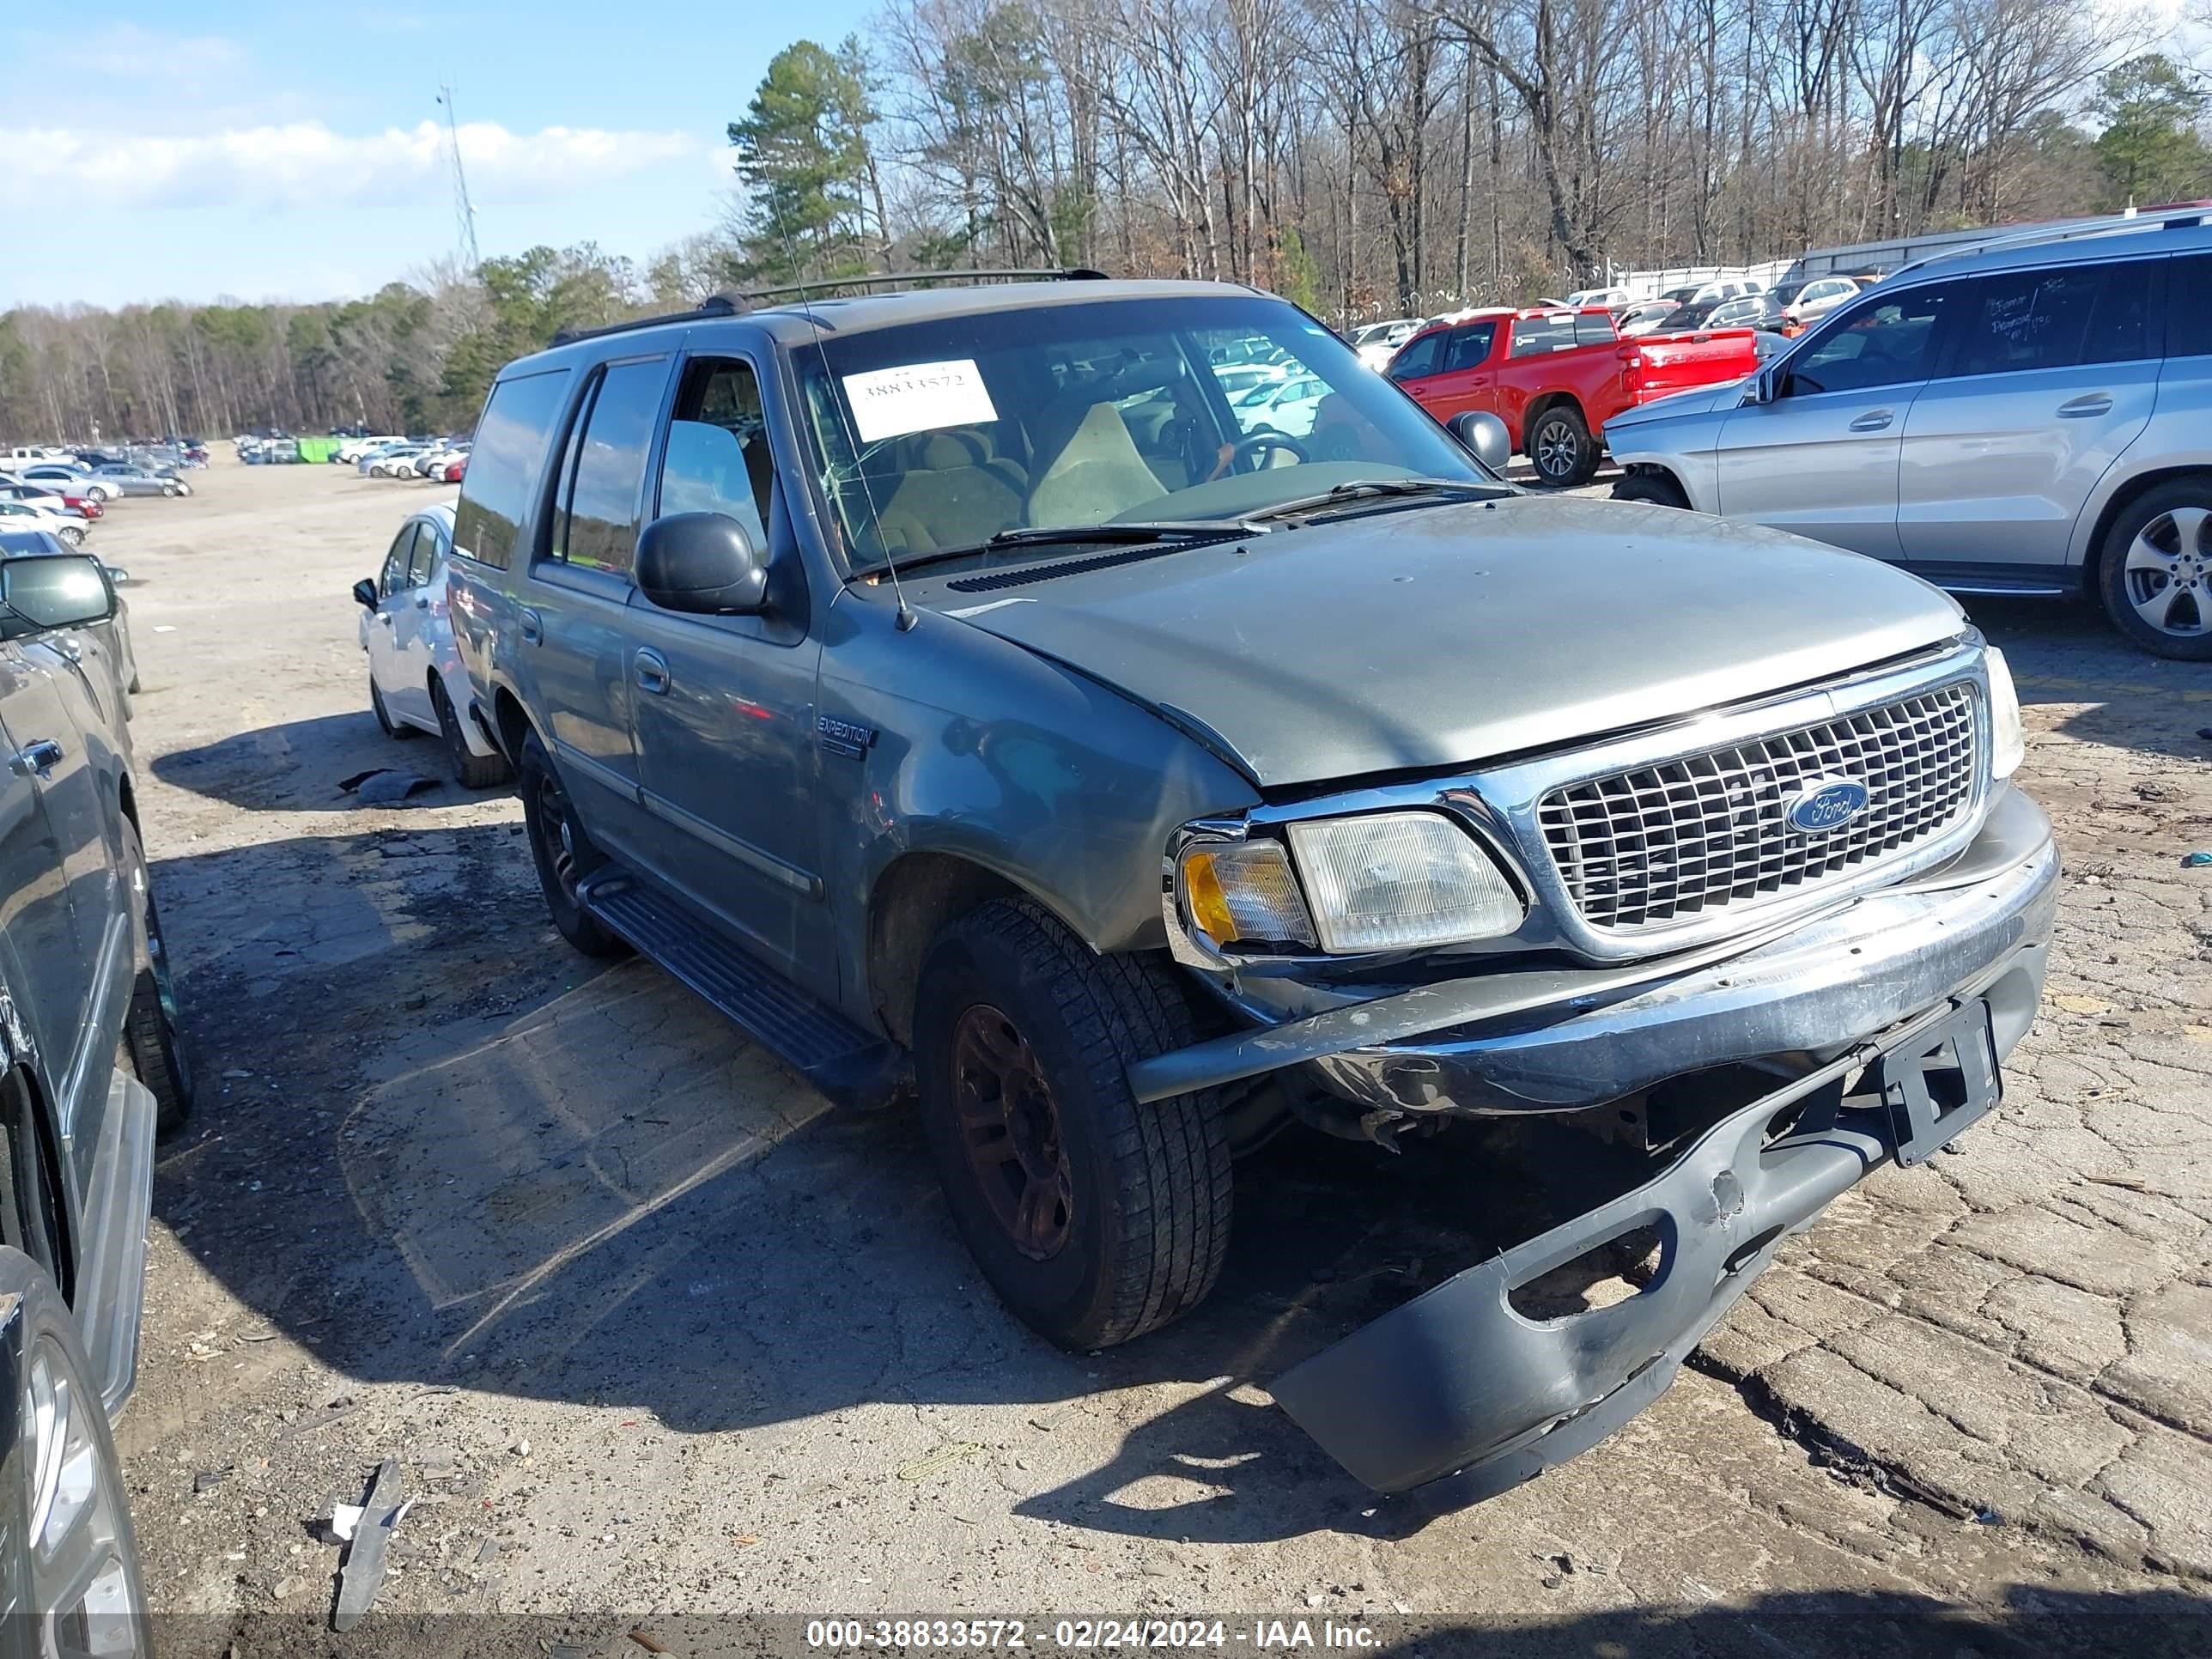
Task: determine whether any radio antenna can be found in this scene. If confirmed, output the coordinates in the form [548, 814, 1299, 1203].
[782, 241, 916, 633]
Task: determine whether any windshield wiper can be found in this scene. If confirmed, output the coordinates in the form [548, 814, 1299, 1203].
[1241, 477, 1508, 524]
[866, 519, 1265, 577]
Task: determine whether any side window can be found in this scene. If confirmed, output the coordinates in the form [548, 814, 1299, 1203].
[1786, 283, 1958, 395]
[1509, 317, 1575, 357]
[379, 526, 415, 598]
[1386, 331, 1443, 381]
[2169, 256, 2212, 358]
[550, 358, 668, 576]
[1948, 264, 2139, 379]
[1572, 312, 1616, 347]
[2080, 260, 2159, 366]
[404, 525, 436, 589]
[452, 368, 573, 570]
[658, 358, 773, 549]
[1441, 323, 1497, 372]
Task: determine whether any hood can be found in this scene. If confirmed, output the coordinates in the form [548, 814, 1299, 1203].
[1607, 380, 1741, 425]
[927, 496, 1965, 789]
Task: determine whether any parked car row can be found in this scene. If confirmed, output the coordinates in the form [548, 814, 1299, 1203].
[356, 439, 470, 483]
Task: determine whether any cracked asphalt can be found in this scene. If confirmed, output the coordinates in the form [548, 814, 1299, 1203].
[98, 460, 2211, 1654]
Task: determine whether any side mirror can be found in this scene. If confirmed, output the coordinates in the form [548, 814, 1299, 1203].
[101, 565, 132, 586]
[1448, 410, 1512, 474]
[0, 554, 117, 640]
[352, 578, 379, 609]
[636, 512, 769, 616]
[1746, 367, 1779, 406]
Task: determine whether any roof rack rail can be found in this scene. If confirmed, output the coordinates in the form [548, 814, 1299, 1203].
[742, 267, 1109, 303]
[1914, 205, 2209, 270]
[549, 292, 749, 349]
[546, 268, 1110, 349]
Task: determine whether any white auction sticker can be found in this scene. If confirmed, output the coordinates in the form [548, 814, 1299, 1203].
[842, 359, 999, 443]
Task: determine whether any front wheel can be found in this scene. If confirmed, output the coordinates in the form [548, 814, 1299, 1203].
[1611, 470, 1690, 509]
[914, 899, 1231, 1350]
[58, 526, 82, 547]
[517, 733, 628, 957]
[368, 677, 415, 739]
[1527, 404, 1600, 487]
[434, 681, 509, 789]
[2098, 482, 2212, 660]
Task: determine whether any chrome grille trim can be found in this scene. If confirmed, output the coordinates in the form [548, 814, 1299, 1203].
[1535, 681, 1979, 933]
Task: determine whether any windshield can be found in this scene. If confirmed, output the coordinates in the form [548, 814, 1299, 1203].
[790, 293, 1488, 573]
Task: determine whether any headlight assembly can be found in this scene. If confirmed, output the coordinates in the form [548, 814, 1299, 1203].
[1175, 811, 1524, 958]
[1286, 811, 1524, 952]
[1984, 646, 2023, 780]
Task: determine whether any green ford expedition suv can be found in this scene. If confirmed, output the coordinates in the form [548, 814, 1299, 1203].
[449, 275, 2057, 1504]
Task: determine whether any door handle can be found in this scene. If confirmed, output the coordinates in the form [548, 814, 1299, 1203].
[1847, 410, 1894, 432]
[635, 649, 671, 696]
[415, 596, 430, 610]
[10, 739, 63, 777]
[519, 608, 544, 644]
[2057, 394, 2112, 419]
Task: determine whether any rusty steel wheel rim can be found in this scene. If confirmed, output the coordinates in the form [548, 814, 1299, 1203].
[951, 1003, 1073, 1261]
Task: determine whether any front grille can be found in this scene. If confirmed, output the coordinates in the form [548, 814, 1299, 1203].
[1536, 681, 1979, 933]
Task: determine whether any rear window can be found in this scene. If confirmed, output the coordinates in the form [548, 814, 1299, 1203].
[453, 368, 574, 570]
[1509, 316, 1577, 357]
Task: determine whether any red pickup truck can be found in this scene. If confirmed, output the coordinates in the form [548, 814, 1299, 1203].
[1384, 307, 1759, 487]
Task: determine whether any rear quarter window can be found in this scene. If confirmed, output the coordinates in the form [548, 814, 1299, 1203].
[453, 368, 574, 570]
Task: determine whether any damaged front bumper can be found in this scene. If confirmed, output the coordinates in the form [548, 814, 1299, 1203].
[1127, 787, 2057, 1503]
[1271, 993, 2005, 1498]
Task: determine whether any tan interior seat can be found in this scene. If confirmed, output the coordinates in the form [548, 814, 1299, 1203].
[875, 429, 1028, 554]
[1026, 403, 1171, 526]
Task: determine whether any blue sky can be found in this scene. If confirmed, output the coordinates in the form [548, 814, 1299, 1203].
[2, 0, 876, 310]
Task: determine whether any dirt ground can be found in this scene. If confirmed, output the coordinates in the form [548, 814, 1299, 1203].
[94, 458, 2212, 1656]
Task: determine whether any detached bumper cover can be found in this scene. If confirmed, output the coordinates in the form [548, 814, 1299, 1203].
[1273, 999, 1996, 1498]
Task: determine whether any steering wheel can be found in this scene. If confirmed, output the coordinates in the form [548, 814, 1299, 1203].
[1227, 430, 1310, 472]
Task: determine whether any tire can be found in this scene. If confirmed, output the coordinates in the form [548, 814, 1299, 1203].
[1611, 470, 1691, 509]
[368, 677, 416, 738]
[2096, 480, 2212, 661]
[914, 898, 1231, 1350]
[161, 483, 179, 497]
[119, 823, 195, 1138]
[58, 526, 82, 547]
[434, 680, 509, 789]
[517, 732, 628, 957]
[1527, 403, 1600, 487]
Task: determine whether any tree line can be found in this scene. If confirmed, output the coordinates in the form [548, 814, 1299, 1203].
[5, 0, 2207, 443]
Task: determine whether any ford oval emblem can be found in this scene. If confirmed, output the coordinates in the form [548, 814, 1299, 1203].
[1784, 779, 1870, 835]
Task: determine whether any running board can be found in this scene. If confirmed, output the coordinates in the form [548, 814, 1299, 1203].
[76, 1069, 158, 1417]
[578, 871, 903, 1109]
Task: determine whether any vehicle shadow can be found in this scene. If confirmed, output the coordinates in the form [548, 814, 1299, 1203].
[1965, 598, 2212, 764]
[147, 823, 1653, 1548]
[153, 713, 493, 812]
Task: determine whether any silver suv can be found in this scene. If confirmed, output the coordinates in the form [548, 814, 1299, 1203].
[1606, 210, 2212, 659]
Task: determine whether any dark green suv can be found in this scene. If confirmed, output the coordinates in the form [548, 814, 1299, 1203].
[452, 274, 2055, 1503]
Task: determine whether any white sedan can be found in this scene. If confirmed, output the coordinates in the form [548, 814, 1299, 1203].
[0, 498, 88, 545]
[1232, 373, 1328, 438]
[350, 503, 508, 787]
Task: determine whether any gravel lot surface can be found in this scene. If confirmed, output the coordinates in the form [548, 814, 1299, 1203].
[94, 459, 2211, 1655]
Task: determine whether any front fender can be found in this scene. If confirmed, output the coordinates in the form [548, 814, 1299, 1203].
[816, 591, 1259, 1018]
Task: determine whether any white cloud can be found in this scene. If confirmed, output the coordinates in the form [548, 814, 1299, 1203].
[0, 120, 702, 212]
